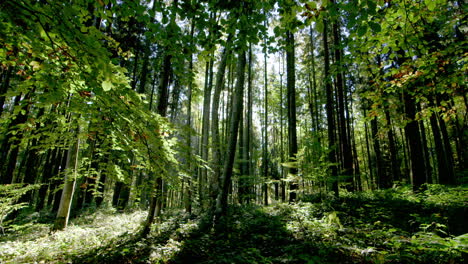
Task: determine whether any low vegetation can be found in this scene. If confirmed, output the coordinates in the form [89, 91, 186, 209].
[1, 185, 466, 264]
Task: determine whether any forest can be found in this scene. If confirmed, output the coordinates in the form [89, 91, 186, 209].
[0, 0, 467, 263]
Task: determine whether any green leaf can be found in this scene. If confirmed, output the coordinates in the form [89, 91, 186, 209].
[369, 21, 381, 33]
[425, 0, 436, 11]
[315, 20, 324, 33]
[357, 25, 368, 36]
[102, 80, 112, 91]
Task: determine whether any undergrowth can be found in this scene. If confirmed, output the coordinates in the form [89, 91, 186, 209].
[0, 208, 146, 263]
[0, 184, 466, 263]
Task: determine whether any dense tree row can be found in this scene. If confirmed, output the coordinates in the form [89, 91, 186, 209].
[0, 0, 466, 231]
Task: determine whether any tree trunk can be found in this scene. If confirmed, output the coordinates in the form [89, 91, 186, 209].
[215, 51, 246, 222]
[385, 108, 400, 184]
[371, 117, 385, 189]
[286, 30, 299, 202]
[0, 66, 13, 117]
[263, 39, 269, 206]
[199, 58, 213, 208]
[429, 97, 455, 184]
[211, 39, 231, 205]
[279, 54, 286, 203]
[141, 16, 174, 235]
[53, 131, 80, 231]
[403, 92, 426, 191]
[185, 21, 195, 215]
[323, 19, 339, 196]
[331, 6, 354, 191]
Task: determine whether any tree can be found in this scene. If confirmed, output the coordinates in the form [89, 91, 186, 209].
[215, 50, 246, 222]
[322, 17, 339, 196]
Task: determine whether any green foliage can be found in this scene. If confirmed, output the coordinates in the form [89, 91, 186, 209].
[0, 208, 146, 263]
[0, 184, 39, 234]
[0, 0, 179, 189]
[1, 186, 467, 263]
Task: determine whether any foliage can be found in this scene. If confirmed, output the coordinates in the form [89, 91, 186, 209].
[0, 186, 466, 263]
[0, 208, 146, 263]
[0, 184, 39, 234]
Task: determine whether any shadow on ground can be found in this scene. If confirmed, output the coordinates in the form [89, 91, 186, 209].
[168, 205, 349, 264]
[72, 205, 348, 264]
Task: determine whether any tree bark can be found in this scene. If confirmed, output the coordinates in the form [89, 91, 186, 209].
[331, 5, 354, 191]
[53, 131, 80, 231]
[263, 39, 269, 206]
[211, 39, 231, 205]
[286, 30, 298, 202]
[403, 92, 426, 191]
[215, 51, 246, 222]
[323, 19, 339, 196]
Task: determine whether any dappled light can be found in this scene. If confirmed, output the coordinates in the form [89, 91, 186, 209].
[0, 0, 466, 263]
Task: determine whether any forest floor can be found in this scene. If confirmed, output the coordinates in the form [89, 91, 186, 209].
[0, 185, 467, 264]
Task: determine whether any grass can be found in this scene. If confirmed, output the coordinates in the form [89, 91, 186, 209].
[0, 207, 146, 263]
[0, 184, 467, 263]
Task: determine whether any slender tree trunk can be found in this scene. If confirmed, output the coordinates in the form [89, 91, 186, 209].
[53, 131, 80, 231]
[170, 80, 182, 121]
[247, 46, 254, 201]
[211, 40, 231, 205]
[437, 97, 457, 180]
[364, 112, 374, 190]
[0, 66, 13, 117]
[307, 26, 318, 133]
[403, 92, 426, 191]
[215, 51, 246, 222]
[51, 149, 69, 212]
[323, 19, 339, 196]
[141, 28, 174, 238]
[331, 9, 354, 191]
[199, 58, 213, 208]
[35, 148, 55, 211]
[0, 95, 21, 175]
[429, 97, 455, 184]
[286, 30, 299, 202]
[385, 108, 400, 184]
[263, 40, 269, 206]
[185, 21, 195, 215]
[279, 54, 286, 203]
[2, 92, 32, 184]
[371, 117, 385, 189]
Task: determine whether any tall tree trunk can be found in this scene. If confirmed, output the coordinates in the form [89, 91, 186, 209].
[215, 51, 246, 222]
[371, 117, 385, 189]
[263, 39, 269, 206]
[141, 26, 174, 237]
[211, 39, 231, 205]
[331, 8, 354, 191]
[137, 1, 159, 94]
[0, 94, 21, 175]
[170, 80, 182, 121]
[199, 59, 213, 208]
[307, 26, 319, 134]
[185, 21, 195, 215]
[35, 148, 55, 211]
[363, 109, 374, 190]
[0, 66, 13, 117]
[437, 97, 457, 180]
[385, 108, 400, 184]
[403, 92, 426, 191]
[279, 54, 286, 202]
[247, 45, 254, 201]
[323, 19, 339, 196]
[428, 96, 455, 184]
[50, 149, 69, 212]
[2, 92, 32, 184]
[286, 30, 298, 202]
[53, 130, 80, 231]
